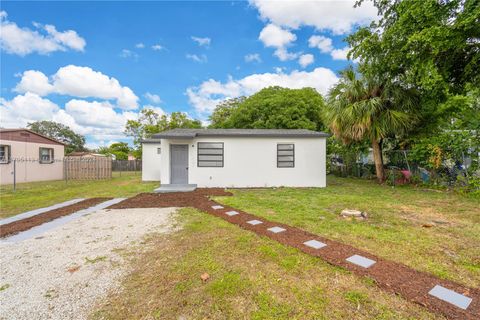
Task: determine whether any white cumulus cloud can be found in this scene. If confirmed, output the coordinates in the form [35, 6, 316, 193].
[186, 67, 338, 114]
[14, 65, 139, 110]
[298, 54, 314, 68]
[250, 0, 378, 35]
[0, 10, 86, 56]
[259, 24, 299, 61]
[144, 92, 162, 104]
[308, 35, 333, 53]
[151, 44, 164, 51]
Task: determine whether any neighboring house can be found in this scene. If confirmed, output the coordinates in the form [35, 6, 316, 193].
[66, 152, 109, 158]
[0, 128, 65, 185]
[142, 128, 328, 188]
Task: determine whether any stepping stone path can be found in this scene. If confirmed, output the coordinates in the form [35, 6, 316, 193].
[346, 254, 376, 268]
[267, 226, 286, 234]
[211, 205, 224, 210]
[429, 285, 473, 310]
[247, 219, 263, 225]
[225, 211, 239, 216]
[303, 239, 327, 249]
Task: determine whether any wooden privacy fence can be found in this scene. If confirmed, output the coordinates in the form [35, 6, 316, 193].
[112, 159, 142, 172]
[64, 157, 112, 180]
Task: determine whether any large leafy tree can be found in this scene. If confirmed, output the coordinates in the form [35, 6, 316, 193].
[125, 109, 202, 153]
[324, 67, 418, 182]
[98, 142, 131, 160]
[27, 121, 86, 154]
[349, 0, 480, 132]
[209, 97, 245, 128]
[209, 87, 326, 130]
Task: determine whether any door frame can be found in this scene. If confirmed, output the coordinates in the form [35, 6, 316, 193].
[169, 144, 189, 184]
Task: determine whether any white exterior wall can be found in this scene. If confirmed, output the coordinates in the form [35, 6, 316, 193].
[158, 136, 326, 188]
[141, 143, 162, 181]
[0, 140, 64, 185]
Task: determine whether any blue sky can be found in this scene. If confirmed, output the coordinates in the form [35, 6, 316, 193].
[0, 0, 377, 148]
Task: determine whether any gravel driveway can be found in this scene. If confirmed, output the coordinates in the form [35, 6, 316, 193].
[0, 207, 179, 320]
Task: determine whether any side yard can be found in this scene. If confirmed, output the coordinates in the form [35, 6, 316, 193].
[0, 172, 157, 219]
[216, 177, 480, 288]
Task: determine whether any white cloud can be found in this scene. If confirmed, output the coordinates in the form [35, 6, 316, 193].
[14, 70, 54, 96]
[244, 53, 262, 63]
[259, 23, 296, 48]
[144, 92, 162, 104]
[259, 24, 299, 61]
[308, 35, 352, 61]
[151, 44, 164, 51]
[0, 92, 60, 127]
[330, 47, 351, 60]
[191, 36, 211, 47]
[120, 49, 139, 60]
[0, 10, 86, 56]
[298, 54, 314, 68]
[135, 43, 145, 48]
[186, 53, 207, 63]
[308, 35, 333, 53]
[250, 0, 377, 35]
[186, 67, 339, 114]
[14, 65, 139, 110]
[0, 94, 139, 142]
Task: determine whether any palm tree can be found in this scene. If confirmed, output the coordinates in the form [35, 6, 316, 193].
[324, 67, 417, 182]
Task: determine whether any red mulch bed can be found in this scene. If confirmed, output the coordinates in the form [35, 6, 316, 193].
[110, 190, 479, 320]
[0, 198, 112, 238]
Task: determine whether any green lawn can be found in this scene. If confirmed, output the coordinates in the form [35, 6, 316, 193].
[92, 208, 438, 320]
[0, 172, 157, 219]
[215, 177, 480, 288]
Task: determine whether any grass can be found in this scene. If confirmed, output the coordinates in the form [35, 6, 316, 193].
[91, 208, 438, 319]
[0, 172, 157, 219]
[215, 176, 480, 288]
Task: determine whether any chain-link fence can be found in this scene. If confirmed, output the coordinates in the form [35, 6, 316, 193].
[329, 149, 480, 190]
[0, 158, 142, 191]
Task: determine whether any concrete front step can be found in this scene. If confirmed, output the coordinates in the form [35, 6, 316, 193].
[154, 184, 197, 193]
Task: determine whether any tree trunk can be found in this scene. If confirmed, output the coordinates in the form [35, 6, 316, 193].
[371, 138, 385, 183]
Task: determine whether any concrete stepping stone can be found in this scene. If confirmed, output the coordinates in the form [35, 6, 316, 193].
[225, 211, 239, 216]
[247, 219, 263, 225]
[346, 254, 376, 268]
[303, 239, 327, 249]
[428, 285, 472, 310]
[267, 226, 286, 233]
[211, 205, 224, 210]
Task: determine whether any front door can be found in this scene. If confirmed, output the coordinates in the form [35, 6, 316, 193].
[170, 144, 188, 184]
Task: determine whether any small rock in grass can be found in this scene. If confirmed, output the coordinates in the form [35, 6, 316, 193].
[200, 272, 210, 282]
[341, 209, 368, 219]
[422, 223, 434, 228]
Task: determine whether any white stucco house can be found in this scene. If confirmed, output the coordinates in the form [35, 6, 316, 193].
[142, 128, 328, 190]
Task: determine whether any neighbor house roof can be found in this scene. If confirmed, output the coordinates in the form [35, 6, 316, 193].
[147, 128, 329, 140]
[0, 128, 66, 145]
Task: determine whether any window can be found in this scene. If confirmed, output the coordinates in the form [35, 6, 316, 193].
[39, 147, 54, 164]
[277, 144, 294, 168]
[0, 145, 10, 164]
[157, 147, 161, 154]
[198, 142, 224, 167]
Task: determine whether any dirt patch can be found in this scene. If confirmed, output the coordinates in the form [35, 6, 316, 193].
[111, 190, 479, 320]
[0, 198, 111, 238]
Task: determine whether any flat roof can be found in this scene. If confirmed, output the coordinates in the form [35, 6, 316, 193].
[148, 128, 329, 140]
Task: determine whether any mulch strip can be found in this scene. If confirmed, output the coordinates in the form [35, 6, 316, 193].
[110, 190, 479, 320]
[0, 198, 112, 238]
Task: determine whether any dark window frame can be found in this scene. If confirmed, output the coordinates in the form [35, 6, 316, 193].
[39, 147, 55, 164]
[0, 144, 11, 164]
[277, 143, 295, 168]
[197, 142, 224, 168]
